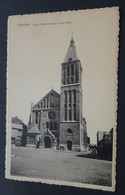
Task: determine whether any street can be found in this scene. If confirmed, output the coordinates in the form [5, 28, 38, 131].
[11, 147, 112, 186]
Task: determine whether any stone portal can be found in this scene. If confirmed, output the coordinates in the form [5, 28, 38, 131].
[44, 136, 51, 148]
[67, 140, 72, 150]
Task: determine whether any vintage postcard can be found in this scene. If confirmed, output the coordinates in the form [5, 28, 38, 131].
[6, 7, 119, 191]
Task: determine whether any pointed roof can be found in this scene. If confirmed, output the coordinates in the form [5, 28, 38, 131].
[64, 38, 78, 63]
[12, 116, 23, 125]
[27, 124, 40, 134]
[32, 89, 60, 110]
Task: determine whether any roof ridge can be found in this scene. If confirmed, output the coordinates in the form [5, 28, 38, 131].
[32, 89, 60, 108]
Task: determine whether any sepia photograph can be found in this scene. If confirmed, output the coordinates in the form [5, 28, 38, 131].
[6, 7, 119, 191]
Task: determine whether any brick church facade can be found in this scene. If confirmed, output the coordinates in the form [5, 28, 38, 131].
[27, 38, 89, 151]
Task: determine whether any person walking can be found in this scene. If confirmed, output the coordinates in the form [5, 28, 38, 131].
[36, 134, 40, 149]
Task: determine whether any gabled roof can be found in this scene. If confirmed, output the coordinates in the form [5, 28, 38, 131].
[27, 125, 40, 134]
[12, 116, 23, 125]
[64, 38, 78, 63]
[32, 89, 60, 109]
[42, 89, 60, 99]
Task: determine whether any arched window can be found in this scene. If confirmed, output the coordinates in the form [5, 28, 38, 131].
[67, 78, 69, 84]
[50, 99, 52, 108]
[73, 109, 76, 120]
[47, 97, 49, 108]
[69, 109, 71, 121]
[54, 122, 57, 130]
[73, 90, 76, 104]
[67, 66, 70, 76]
[63, 66, 65, 85]
[51, 103, 54, 108]
[44, 99, 46, 108]
[35, 112, 38, 124]
[71, 64, 74, 75]
[64, 110, 67, 121]
[68, 90, 72, 120]
[69, 90, 71, 104]
[73, 90, 76, 120]
[64, 91, 67, 104]
[71, 77, 73, 84]
[50, 122, 53, 130]
[76, 67, 79, 83]
[46, 122, 49, 129]
[68, 58, 72, 61]
[64, 91, 67, 121]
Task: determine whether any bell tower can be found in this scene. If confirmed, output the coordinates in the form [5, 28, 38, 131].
[60, 38, 84, 151]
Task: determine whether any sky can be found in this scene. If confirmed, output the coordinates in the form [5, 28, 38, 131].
[7, 8, 119, 144]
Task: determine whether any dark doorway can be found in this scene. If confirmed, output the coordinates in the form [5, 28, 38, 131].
[44, 136, 51, 148]
[67, 140, 72, 150]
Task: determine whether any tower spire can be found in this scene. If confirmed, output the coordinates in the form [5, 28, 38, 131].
[64, 37, 78, 62]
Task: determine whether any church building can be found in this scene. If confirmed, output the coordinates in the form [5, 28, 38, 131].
[27, 38, 89, 151]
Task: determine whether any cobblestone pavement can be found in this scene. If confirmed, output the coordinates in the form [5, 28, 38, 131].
[11, 147, 112, 186]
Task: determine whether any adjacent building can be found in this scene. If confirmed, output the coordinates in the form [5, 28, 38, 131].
[11, 116, 27, 146]
[27, 90, 60, 148]
[97, 129, 113, 159]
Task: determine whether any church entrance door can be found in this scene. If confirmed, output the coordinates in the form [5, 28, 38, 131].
[67, 140, 72, 150]
[44, 136, 51, 148]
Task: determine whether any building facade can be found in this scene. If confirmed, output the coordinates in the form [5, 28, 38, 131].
[11, 116, 27, 146]
[27, 38, 89, 151]
[97, 129, 113, 159]
[27, 90, 60, 148]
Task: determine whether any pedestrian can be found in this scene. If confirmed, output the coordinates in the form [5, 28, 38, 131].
[36, 134, 40, 149]
[37, 135, 40, 148]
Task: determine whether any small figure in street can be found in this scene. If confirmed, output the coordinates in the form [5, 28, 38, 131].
[36, 134, 40, 149]
[60, 144, 65, 150]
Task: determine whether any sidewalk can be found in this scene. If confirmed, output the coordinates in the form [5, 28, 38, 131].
[18, 145, 91, 154]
